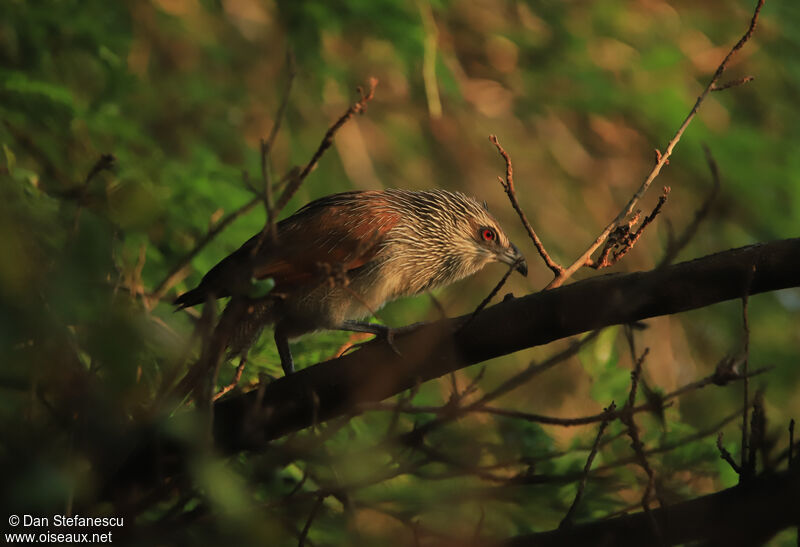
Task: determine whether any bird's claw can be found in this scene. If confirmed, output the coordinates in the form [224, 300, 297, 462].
[339, 321, 429, 357]
[381, 322, 429, 356]
[382, 328, 402, 356]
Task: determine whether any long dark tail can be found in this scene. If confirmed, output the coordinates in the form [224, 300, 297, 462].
[220, 297, 274, 357]
[173, 286, 208, 309]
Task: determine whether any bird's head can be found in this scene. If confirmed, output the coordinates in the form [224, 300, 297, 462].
[384, 190, 527, 292]
[447, 193, 528, 278]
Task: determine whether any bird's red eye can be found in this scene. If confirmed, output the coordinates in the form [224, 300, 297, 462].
[481, 228, 496, 242]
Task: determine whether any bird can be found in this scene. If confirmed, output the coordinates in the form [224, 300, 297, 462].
[174, 189, 528, 376]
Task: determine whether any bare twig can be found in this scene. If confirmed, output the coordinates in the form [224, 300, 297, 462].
[150, 195, 261, 303]
[84, 153, 116, 186]
[477, 330, 601, 405]
[298, 494, 325, 547]
[659, 145, 721, 266]
[560, 401, 616, 529]
[213, 356, 248, 401]
[547, 0, 765, 289]
[590, 187, 670, 269]
[747, 390, 765, 477]
[477, 400, 667, 426]
[461, 258, 522, 329]
[620, 348, 664, 543]
[378, 331, 601, 449]
[717, 432, 743, 475]
[593, 409, 743, 475]
[275, 78, 378, 214]
[427, 292, 448, 319]
[72, 153, 116, 233]
[711, 76, 754, 91]
[489, 135, 564, 276]
[362, 362, 769, 427]
[253, 52, 296, 256]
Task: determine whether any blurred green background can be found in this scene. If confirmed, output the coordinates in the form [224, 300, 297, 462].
[1, 0, 798, 545]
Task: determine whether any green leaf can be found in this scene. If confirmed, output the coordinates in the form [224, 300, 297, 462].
[2, 144, 15, 175]
[3, 73, 75, 110]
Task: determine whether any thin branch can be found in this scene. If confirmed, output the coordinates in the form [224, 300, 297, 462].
[360, 362, 768, 427]
[383, 331, 600, 449]
[298, 494, 325, 547]
[477, 330, 601, 406]
[711, 75, 755, 91]
[546, 0, 765, 289]
[747, 390, 765, 477]
[213, 356, 248, 401]
[469, 401, 660, 427]
[590, 187, 670, 269]
[72, 153, 116, 233]
[427, 291, 448, 319]
[150, 195, 261, 303]
[489, 135, 563, 276]
[560, 402, 616, 529]
[620, 348, 664, 543]
[84, 153, 116, 187]
[717, 432, 743, 475]
[659, 144, 721, 266]
[253, 51, 296, 256]
[461, 258, 522, 329]
[592, 409, 744, 476]
[274, 78, 378, 214]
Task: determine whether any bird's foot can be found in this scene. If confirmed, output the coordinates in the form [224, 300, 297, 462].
[381, 326, 401, 357]
[339, 321, 426, 356]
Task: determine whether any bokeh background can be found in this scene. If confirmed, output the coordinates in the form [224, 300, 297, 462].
[1, 0, 799, 545]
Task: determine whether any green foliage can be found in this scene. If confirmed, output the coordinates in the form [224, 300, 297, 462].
[1, 0, 799, 544]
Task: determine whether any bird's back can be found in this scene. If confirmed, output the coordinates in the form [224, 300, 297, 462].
[174, 191, 401, 309]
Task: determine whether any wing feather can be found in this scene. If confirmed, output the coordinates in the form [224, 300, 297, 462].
[252, 192, 399, 289]
[174, 191, 399, 307]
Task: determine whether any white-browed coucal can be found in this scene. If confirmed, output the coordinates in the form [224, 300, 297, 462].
[174, 189, 527, 375]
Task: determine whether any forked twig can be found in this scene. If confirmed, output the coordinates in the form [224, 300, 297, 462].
[489, 135, 563, 276]
[590, 187, 671, 269]
[546, 0, 766, 289]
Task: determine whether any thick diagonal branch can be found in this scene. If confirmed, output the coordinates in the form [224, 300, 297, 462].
[213, 238, 800, 450]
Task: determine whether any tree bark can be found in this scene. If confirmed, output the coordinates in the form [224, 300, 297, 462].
[500, 467, 800, 547]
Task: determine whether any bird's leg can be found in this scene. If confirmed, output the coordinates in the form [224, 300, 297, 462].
[274, 326, 295, 376]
